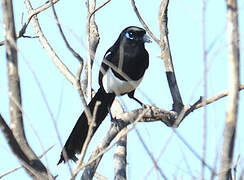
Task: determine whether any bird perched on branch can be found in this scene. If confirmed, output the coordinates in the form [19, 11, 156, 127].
[58, 26, 151, 164]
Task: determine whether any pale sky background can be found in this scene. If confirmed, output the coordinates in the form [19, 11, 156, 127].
[0, 0, 244, 179]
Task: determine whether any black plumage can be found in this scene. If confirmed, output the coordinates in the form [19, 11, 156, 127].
[58, 26, 151, 164]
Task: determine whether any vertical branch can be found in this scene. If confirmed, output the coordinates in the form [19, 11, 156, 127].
[1, 0, 53, 179]
[113, 102, 126, 180]
[114, 128, 127, 180]
[219, 0, 240, 179]
[201, 0, 207, 179]
[81, 124, 121, 180]
[3, 0, 24, 149]
[158, 0, 184, 113]
[83, 0, 100, 100]
[23, 0, 77, 86]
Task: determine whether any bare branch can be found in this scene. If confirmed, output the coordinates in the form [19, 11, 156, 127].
[158, 0, 184, 113]
[83, 0, 111, 99]
[144, 132, 174, 179]
[233, 155, 240, 180]
[135, 128, 167, 179]
[1, 0, 53, 179]
[113, 103, 126, 180]
[195, 84, 244, 109]
[0, 114, 54, 179]
[76, 82, 244, 179]
[81, 108, 150, 180]
[86, 0, 99, 100]
[24, 0, 77, 86]
[71, 101, 101, 179]
[130, 0, 160, 44]
[201, 1, 208, 178]
[219, 0, 240, 179]
[0, 0, 60, 46]
[114, 128, 127, 180]
[0, 145, 54, 179]
[18, 0, 60, 38]
[49, 0, 93, 132]
[50, 0, 84, 66]
[80, 124, 121, 180]
[3, 0, 24, 151]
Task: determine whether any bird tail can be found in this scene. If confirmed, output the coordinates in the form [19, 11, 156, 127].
[57, 88, 115, 165]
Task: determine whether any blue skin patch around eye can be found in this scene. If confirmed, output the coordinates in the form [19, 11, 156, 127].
[125, 32, 134, 40]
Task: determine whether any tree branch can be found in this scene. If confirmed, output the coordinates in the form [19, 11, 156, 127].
[132, 0, 184, 112]
[0, 114, 54, 179]
[0, 0, 60, 46]
[0, 145, 54, 179]
[80, 84, 244, 179]
[130, 0, 160, 45]
[219, 0, 240, 179]
[158, 0, 184, 113]
[113, 103, 126, 180]
[114, 128, 127, 180]
[1, 0, 54, 179]
[24, 0, 77, 86]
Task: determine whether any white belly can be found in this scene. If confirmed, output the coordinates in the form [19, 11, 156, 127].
[102, 68, 143, 95]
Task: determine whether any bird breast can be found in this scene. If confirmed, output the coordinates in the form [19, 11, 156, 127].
[102, 68, 143, 95]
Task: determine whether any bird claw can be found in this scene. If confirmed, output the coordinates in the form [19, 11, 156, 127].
[111, 118, 124, 131]
[142, 104, 150, 109]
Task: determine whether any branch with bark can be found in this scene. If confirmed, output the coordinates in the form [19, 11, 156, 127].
[75, 84, 244, 179]
[1, 0, 54, 179]
[78, 0, 244, 179]
[219, 0, 240, 179]
[1, 0, 243, 179]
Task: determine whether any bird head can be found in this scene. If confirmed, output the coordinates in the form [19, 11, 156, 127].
[121, 26, 152, 44]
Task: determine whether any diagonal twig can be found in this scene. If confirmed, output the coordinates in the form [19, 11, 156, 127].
[0, 145, 55, 179]
[130, 0, 160, 45]
[0, 0, 60, 46]
[24, 0, 77, 86]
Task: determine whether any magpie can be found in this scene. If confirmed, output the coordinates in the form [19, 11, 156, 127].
[57, 26, 151, 164]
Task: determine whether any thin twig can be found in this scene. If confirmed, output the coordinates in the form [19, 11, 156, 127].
[0, 0, 60, 46]
[0, 114, 54, 179]
[0, 145, 55, 179]
[130, 0, 160, 44]
[24, 0, 77, 86]
[173, 129, 216, 175]
[143, 132, 174, 179]
[81, 108, 150, 179]
[23, 0, 74, 175]
[194, 84, 244, 110]
[76, 83, 244, 179]
[85, 0, 98, 101]
[49, 0, 93, 126]
[201, 0, 208, 179]
[50, 0, 84, 65]
[135, 128, 167, 179]
[233, 155, 240, 180]
[71, 101, 101, 179]
[85, 0, 111, 100]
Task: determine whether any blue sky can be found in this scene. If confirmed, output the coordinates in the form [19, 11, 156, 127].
[0, 0, 244, 179]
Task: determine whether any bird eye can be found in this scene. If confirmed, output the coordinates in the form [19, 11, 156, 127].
[125, 32, 135, 40]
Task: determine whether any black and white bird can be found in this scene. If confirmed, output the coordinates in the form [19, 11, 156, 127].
[58, 26, 151, 164]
